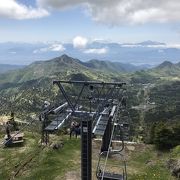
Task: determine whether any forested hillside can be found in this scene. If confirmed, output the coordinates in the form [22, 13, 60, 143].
[0, 55, 179, 124]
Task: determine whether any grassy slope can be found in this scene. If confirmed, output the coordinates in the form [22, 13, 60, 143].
[0, 132, 41, 179]
[0, 131, 179, 180]
[127, 145, 175, 180]
[0, 132, 81, 180]
[20, 138, 81, 180]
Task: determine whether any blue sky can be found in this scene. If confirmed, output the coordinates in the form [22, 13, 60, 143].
[0, 0, 180, 44]
[1, 1, 180, 65]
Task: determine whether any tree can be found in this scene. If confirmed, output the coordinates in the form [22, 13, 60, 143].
[172, 123, 180, 147]
[154, 126, 174, 150]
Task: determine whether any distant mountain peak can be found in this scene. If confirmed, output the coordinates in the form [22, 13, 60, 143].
[138, 40, 166, 46]
[151, 60, 180, 77]
[54, 54, 71, 61]
[50, 54, 80, 64]
[60, 54, 70, 59]
[176, 62, 180, 66]
[156, 61, 174, 69]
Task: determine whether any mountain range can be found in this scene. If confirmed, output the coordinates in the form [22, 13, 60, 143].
[0, 40, 180, 65]
[0, 54, 179, 117]
[0, 54, 151, 83]
[0, 54, 179, 85]
[150, 61, 180, 77]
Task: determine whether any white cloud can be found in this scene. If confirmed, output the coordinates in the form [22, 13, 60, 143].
[9, 51, 17, 54]
[121, 43, 180, 49]
[33, 43, 65, 53]
[50, 44, 65, 51]
[121, 44, 143, 48]
[158, 49, 164, 53]
[33, 47, 46, 53]
[166, 44, 180, 49]
[146, 45, 167, 48]
[84, 48, 107, 54]
[147, 44, 180, 49]
[0, 0, 49, 20]
[73, 36, 88, 49]
[37, 0, 180, 25]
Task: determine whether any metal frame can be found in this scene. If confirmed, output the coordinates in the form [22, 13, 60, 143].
[43, 80, 126, 180]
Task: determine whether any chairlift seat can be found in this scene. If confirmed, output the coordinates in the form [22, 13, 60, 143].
[45, 113, 70, 132]
[93, 115, 109, 136]
[95, 129, 105, 136]
[99, 121, 109, 126]
[98, 171, 124, 180]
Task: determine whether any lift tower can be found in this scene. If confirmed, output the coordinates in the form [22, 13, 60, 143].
[52, 80, 126, 180]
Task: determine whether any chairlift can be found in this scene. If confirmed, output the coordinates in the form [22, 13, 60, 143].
[112, 123, 125, 152]
[96, 117, 127, 179]
[96, 151, 127, 180]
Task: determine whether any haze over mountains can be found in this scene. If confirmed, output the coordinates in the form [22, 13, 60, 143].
[0, 64, 25, 74]
[1, 40, 180, 65]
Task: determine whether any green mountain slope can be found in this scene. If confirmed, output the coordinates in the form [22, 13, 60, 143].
[150, 61, 180, 78]
[131, 61, 180, 83]
[0, 54, 129, 85]
[0, 55, 125, 116]
[0, 56, 179, 118]
[0, 55, 88, 84]
[82, 59, 147, 73]
[82, 59, 126, 72]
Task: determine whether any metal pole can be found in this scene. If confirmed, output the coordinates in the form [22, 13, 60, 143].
[81, 118, 92, 180]
[101, 117, 112, 152]
[53, 80, 126, 86]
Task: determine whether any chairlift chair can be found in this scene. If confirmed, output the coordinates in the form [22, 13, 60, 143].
[96, 151, 127, 180]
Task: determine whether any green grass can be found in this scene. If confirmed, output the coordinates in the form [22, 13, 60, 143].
[129, 165, 172, 180]
[0, 132, 81, 180]
[20, 137, 80, 180]
[127, 145, 175, 180]
[0, 132, 41, 179]
[0, 131, 178, 180]
[171, 145, 180, 158]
